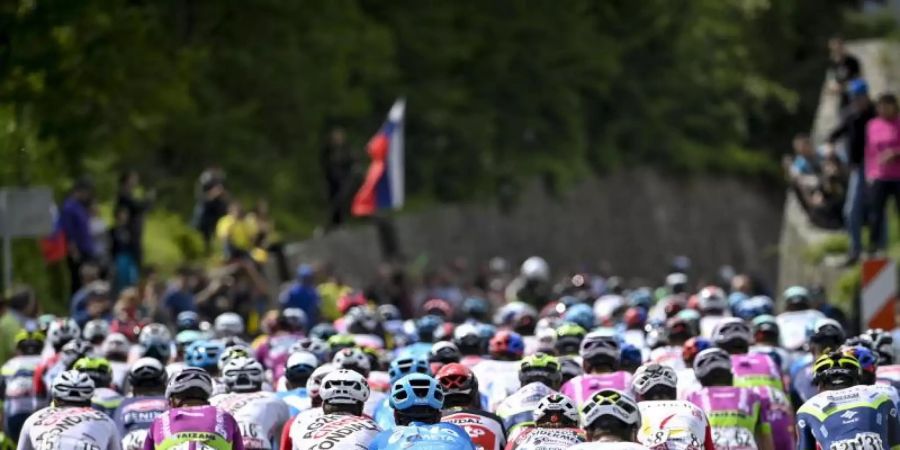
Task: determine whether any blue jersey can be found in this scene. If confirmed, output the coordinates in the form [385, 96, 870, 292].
[113, 396, 167, 435]
[395, 343, 433, 360]
[276, 387, 311, 417]
[369, 421, 476, 450]
[373, 396, 397, 430]
[790, 363, 817, 408]
[797, 385, 900, 450]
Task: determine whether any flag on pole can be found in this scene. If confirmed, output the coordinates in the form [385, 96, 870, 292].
[352, 98, 405, 217]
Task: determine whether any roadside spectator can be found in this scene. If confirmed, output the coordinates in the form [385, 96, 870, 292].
[827, 79, 879, 264]
[162, 266, 198, 318]
[321, 127, 355, 229]
[216, 201, 259, 261]
[279, 264, 320, 326]
[866, 93, 900, 255]
[115, 170, 152, 265]
[828, 36, 862, 111]
[254, 199, 289, 281]
[0, 286, 37, 364]
[72, 280, 112, 327]
[110, 287, 145, 340]
[317, 264, 352, 322]
[69, 262, 101, 318]
[193, 166, 229, 251]
[110, 207, 139, 292]
[60, 178, 97, 294]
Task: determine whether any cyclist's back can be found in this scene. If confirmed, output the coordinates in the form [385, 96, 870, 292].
[562, 372, 632, 405]
[287, 413, 380, 450]
[211, 391, 289, 449]
[115, 396, 167, 450]
[442, 408, 506, 450]
[495, 382, 554, 431]
[2, 354, 43, 441]
[797, 384, 898, 450]
[731, 353, 783, 391]
[685, 386, 769, 450]
[370, 422, 475, 450]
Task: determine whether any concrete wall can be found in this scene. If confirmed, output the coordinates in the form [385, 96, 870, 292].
[287, 169, 783, 288]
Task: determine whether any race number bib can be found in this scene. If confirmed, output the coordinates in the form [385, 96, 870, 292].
[829, 433, 884, 450]
[462, 424, 497, 450]
[712, 427, 757, 450]
[121, 430, 148, 450]
[39, 433, 102, 450]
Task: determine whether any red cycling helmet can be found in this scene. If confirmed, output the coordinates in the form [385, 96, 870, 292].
[623, 307, 647, 330]
[436, 363, 478, 395]
[682, 337, 713, 365]
[664, 297, 686, 318]
[489, 330, 525, 358]
[338, 293, 367, 316]
[423, 299, 453, 320]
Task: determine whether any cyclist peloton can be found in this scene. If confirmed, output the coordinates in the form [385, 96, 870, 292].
[114, 357, 169, 450]
[495, 353, 562, 433]
[211, 357, 290, 450]
[504, 393, 586, 450]
[630, 363, 714, 450]
[572, 389, 649, 450]
[561, 331, 633, 406]
[276, 351, 318, 416]
[438, 363, 506, 450]
[374, 356, 432, 430]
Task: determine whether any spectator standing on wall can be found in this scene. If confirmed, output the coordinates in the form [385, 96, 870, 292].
[193, 166, 229, 251]
[321, 127, 355, 230]
[866, 93, 900, 256]
[115, 171, 152, 265]
[828, 36, 862, 111]
[827, 79, 879, 264]
[110, 207, 139, 293]
[60, 178, 97, 294]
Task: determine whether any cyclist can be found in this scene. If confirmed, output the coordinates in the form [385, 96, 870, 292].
[685, 348, 774, 450]
[561, 331, 632, 406]
[496, 353, 562, 433]
[32, 318, 80, 400]
[143, 367, 244, 450]
[504, 394, 586, 450]
[844, 344, 900, 408]
[282, 369, 380, 449]
[711, 318, 782, 391]
[748, 316, 791, 375]
[101, 333, 131, 389]
[293, 363, 337, 424]
[555, 323, 587, 357]
[132, 323, 175, 364]
[630, 363, 714, 450]
[254, 308, 305, 377]
[2, 329, 45, 441]
[696, 286, 729, 338]
[214, 312, 246, 339]
[573, 389, 647, 449]
[369, 373, 475, 450]
[438, 363, 506, 450]
[649, 316, 694, 370]
[211, 357, 289, 450]
[18, 370, 121, 450]
[454, 323, 487, 368]
[797, 351, 900, 450]
[185, 340, 227, 394]
[620, 344, 644, 374]
[676, 337, 710, 399]
[429, 341, 462, 374]
[790, 318, 844, 407]
[472, 331, 525, 410]
[374, 356, 432, 430]
[114, 358, 168, 450]
[72, 356, 123, 416]
[775, 287, 825, 352]
[83, 319, 110, 348]
[863, 329, 900, 383]
[276, 351, 318, 415]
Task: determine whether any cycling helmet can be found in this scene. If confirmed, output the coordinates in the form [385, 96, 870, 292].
[217, 345, 253, 372]
[623, 307, 647, 330]
[337, 292, 367, 316]
[139, 323, 172, 347]
[390, 373, 444, 411]
[185, 340, 226, 370]
[291, 338, 329, 363]
[52, 370, 95, 403]
[536, 327, 558, 353]
[627, 288, 655, 310]
[310, 323, 339, 341]
[728, 292, 750, 310]
[129, 357, 168, 389]
[631, 363, 677, 396]
[38, 314, 56, 333]
[327, 334, 357, 354]
[320, 369, 370, 405]
[221, 356, 264, 393]
[278, 308, 308, 332]
[682, 337, 713, 366]
[48, 318, 80, 350]
[663, 296, 686, 319]
[436, 363, 478, 396]
[423, 298, 453, 319]
[214, 313, 244, 338]
[534, 393, 579, 426]
[560, 357, 584, 383]
[307, 363, 338, 401]
[82, 319, 109, 344]
[809, 318, 845, 346]
[521, 256, 550, 281]
[812, 351, 861, 387]
[580, 331, 620, 362]
[389, 357, 432, 383]
[462, 297, 490, 321]
[843, 345, 878, 377]
[665, 316, 694, 342]
[377, 304, 402, 322]
[751, 315, 779, 343]
[620, 344, 643, 371]
[711, 318, 753, 348]
[666, 272, 689, 294]
[60, 339, 93, 365]
[72, 357, 113, 388]
[488, 330, 525, 359]
[494, 302, 539, 334]
[285, 351, 319, 384]
[429, 341, 461, 364]
[332, 347, 371, 375]
[697, 286, 727, 312]
[166, 367, 214, 400]
[555, 323, 587, 355]
[565, 303, 596, 331]
[581, 389, 641, 428]
[734, 296, 774, 321]
[693, 348, 732, 378]
[861, 328, 895, 364]
[176, 330, 205, 348]
[14, 329, 45, 355]
[520, 353, 562, 386]
[453, 323, 482, 353]
[783, 286, 811, 308]
[100, 333, 129, 359]
[176, 311, 201, 331]
[415, 315, 445, 342]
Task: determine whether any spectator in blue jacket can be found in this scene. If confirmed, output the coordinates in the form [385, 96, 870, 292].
[279, 264, 320, 326]
[61, 179, 97, 294]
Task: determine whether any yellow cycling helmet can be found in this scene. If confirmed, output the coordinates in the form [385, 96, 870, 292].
[812, 351, 860, 388]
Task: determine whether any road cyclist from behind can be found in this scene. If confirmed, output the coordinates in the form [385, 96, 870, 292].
[368, 373, 476, 450]
[72, 356, 124, 416]
[373, 356, 433, 430]
[684, 348, 774, 450]
[843, 344, 900, 409]
[630, 363, 714, 450]
[561, 331, 633, 407]
[2, 329, 46, 442]
[210, 357, 290, 450]
[503, 393, 586, 450]
[471, 330, 525, 411]
[114, 357, 169, 450]
[142, 367, 245, 450]
[437, 363, 506, 450]
[495, 352, 562, 434]
[571, 388, 650, 450]
[17, 370, 122, 450]
[276, 350, 318, 416]
[281, 368, 381, 450]
[796, 350, 900, 450]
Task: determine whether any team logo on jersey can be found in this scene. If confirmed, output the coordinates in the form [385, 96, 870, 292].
[840, 411, 857, 420]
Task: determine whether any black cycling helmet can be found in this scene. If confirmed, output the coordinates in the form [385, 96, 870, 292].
[813, 351, 861, 388]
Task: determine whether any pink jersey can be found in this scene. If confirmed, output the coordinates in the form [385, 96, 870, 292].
[731, 353, 783, 391]
[750, 385, 795, 450]
[560, 371, 633, 406]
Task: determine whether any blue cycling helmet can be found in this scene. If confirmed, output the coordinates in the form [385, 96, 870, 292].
[620, 343, 643, 368]
[416, 315, 444, 342]
[185, 340, 225, 370]
[564, 303, 595, 331]
[388, 356, 432, 383]
[728, 292, 749, 310]
[477, 323, 496, 341]
[845, 345, 878, 374]
[390, 373, 444, 411]
[176, 311, 201, 331]
[734, 296, 775, 321]
[462, 298, 490, 321]
[628, 288, 654, 310]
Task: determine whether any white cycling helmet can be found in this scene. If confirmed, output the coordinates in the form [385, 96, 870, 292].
[320, 369, 370, 405]
[60, 339, 94, 366]
[579, 331, 620, 361]
[534, 393, 579, 424]
[693, 348, 733, 378]
[83, 319, 110, 342]
[48, 318, 81, 349]
[521, 256, 550, 281]
[631, 363, 677, 396]
[101, 333, 130, 359]
[166, 367, 214, 400]
[332, 348, 371, 374]
[307, 363, 338, 400]
[214, 313, 245, 338]
[698, 286, 728, 312]
[52, 369, 95, 403]
[711, 317, 753, 346]
[581, 388, 641, 428]
[221, 356, 265, 393]
[536, 327, 558, 351]
[129, 357, 168, 387]
[217, 345, 254, 372]
[139, 323, 172, 346]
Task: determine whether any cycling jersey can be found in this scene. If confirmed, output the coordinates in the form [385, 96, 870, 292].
[749, 345, 791, 375]
[471, 360, 520, 411]
[569, 443, 651, 450]
[731, 353, 783, 391]
[2, 355, 43, 441]
[460, 356, 484, 369]
[18, 405, 122, 450]
[364, 390, 387, 418]
[877, 365, 900, 384]
[276, 387, 311, 417]
[369, 422, 476, 450]
[368, 371, 392, 394]
[867, 383, 900, 409]
[775, 311, 824, 351]
[255, 333, 302, 380]
[442, 408, 506, 450]
[796, 385, 900, 450]
[750, 386, 795, 450]
[685, 386, 770, 450]
[211, 391, 290, 450]
[494, 382, 554, 432]
[699, 316, 730, 339]
[561, 372, 633, 407]
[504, 426, 586, 450]
[143, 405, 244, 450]
[114, 396, 167, 450]
[283, 413, 380, 450]
[373, 397, 397, 430]
[110, 361, 130, 390]
[93, 386, 125, 417]
[649, 347, 685, 370]
[789, 363, 817, 408]
[31, 354, 65, 400]
[675, 369, 702, 400]
[636, 400, 714, 450]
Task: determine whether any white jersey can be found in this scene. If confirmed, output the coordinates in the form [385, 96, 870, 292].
[363, 390, 386, 418]
[776, 310, 824, 351]
[571, 443, 652, 450]
[650, 347, 685, 370]
[637, 400, 711, 450]
[675, 368, 702, 401]
[293, 407, 324, 426]
[211, 391, 290, 450]
[495, 382, 555, 432]
[2, 355, 43, 418]
[17, 405, 122, 450]
[109, 361, 129, 390]
[471, 359, 520, 411]
[289, 413, 380, 450]
[699, 316, 730, 339]
[867, 382, 900, 409]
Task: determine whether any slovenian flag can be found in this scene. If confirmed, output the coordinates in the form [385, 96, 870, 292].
[352, 98, 406, 216]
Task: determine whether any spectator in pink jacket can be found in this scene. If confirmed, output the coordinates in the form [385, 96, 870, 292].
[866, 93, 900, 254]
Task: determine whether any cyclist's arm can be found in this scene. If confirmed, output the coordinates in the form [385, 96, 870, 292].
[795, 412, 816, 450]
[279, 416, 294, 450]
[226, 413, 245, 450]
[15, 420, 32, 450]
[884, 402, 900, 450]
[141, 426, 156, 450]
[107, 420, 124, 450]
[703, 420, 714, 450]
